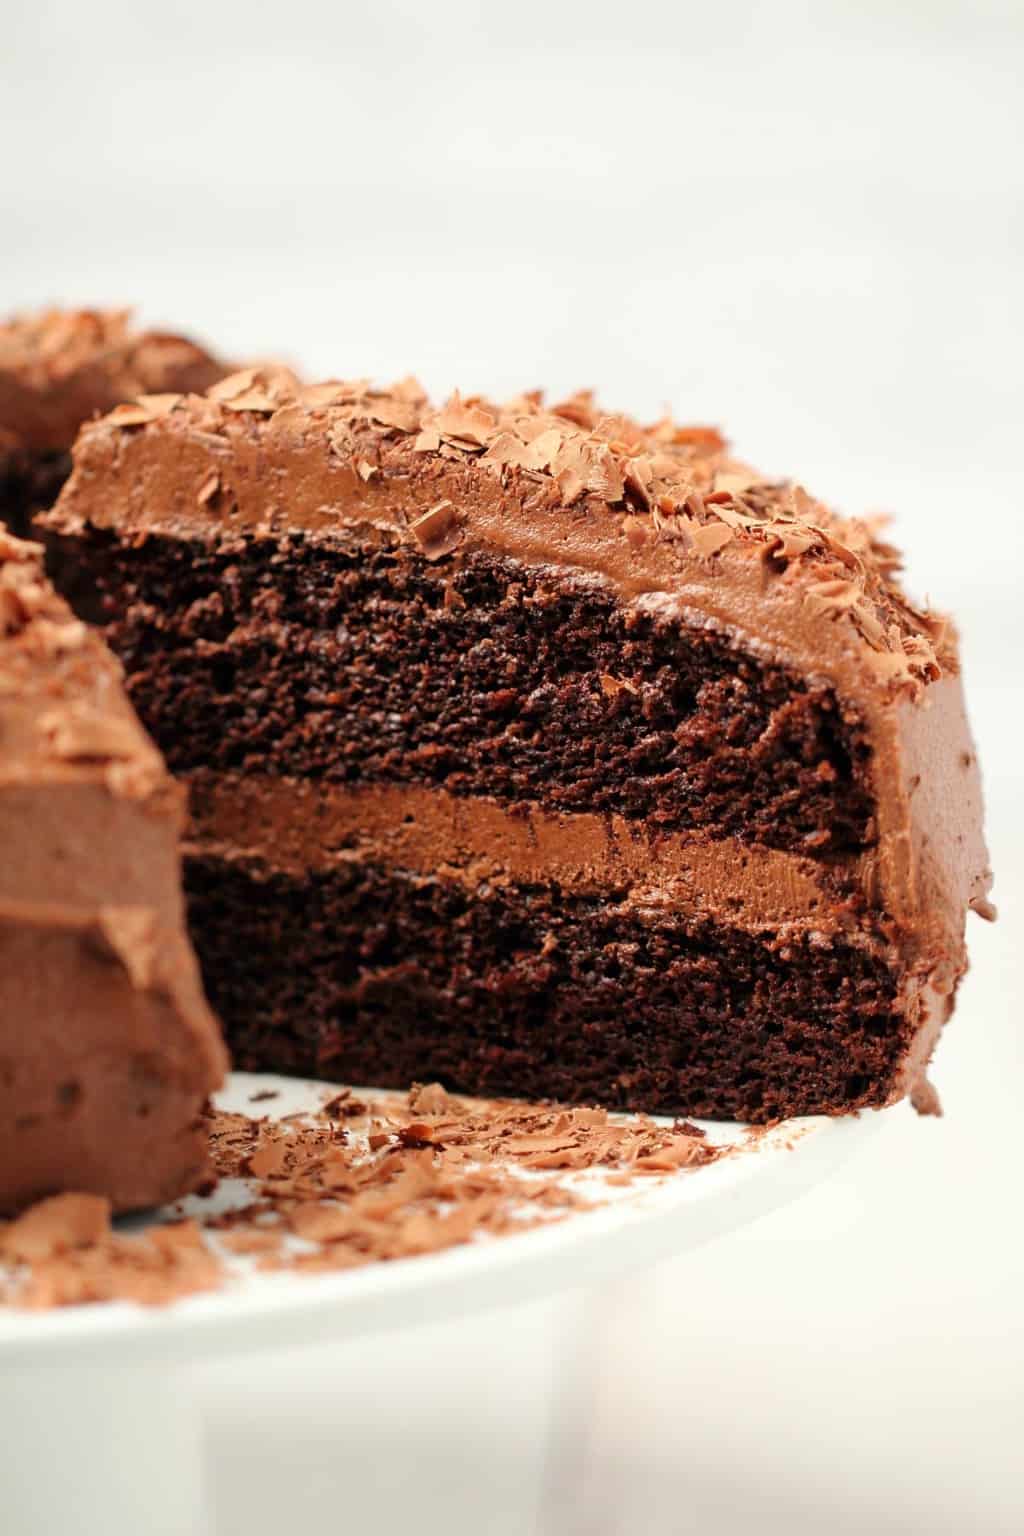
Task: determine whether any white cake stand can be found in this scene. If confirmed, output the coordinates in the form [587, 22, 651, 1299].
[0, 1073, 883, 1536]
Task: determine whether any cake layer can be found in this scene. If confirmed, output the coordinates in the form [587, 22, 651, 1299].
[184, 846, 907, 1122]
[68, 525, 874, 857]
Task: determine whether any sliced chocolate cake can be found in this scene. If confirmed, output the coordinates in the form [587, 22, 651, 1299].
[0, 531, 226, 1213]
[46, 372, 992, 1121]
[0, 307, 228, 538]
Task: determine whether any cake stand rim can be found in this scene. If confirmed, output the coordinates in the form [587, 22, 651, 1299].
[0, 1072, 888, 1368]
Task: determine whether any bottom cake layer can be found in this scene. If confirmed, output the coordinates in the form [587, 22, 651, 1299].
[184, 850, 909, 1121]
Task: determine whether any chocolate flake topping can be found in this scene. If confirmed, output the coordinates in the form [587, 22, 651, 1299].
[1, 1084, 723, 1310]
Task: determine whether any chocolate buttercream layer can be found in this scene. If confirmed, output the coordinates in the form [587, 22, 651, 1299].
[0, 532, 226, 1213]
[183, 846, 909, 1122]
[185, 773, 869, 933]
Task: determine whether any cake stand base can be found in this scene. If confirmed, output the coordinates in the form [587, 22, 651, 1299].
[5, 1294, 588, 1536]
[6, 1362, 211, 1535]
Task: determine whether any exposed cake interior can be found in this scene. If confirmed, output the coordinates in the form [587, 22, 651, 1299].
[46, 373, 991, 1120]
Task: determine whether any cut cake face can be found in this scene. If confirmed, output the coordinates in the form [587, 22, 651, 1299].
[44, 371, 992, 1121]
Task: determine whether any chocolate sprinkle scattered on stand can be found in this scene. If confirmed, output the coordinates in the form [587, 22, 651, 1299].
[0, 1084, 723, 1310]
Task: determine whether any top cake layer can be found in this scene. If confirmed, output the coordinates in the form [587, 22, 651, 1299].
[0, 307, 228, 461]
[55, 367, 951, 697]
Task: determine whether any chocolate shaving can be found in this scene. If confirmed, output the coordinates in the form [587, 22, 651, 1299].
[407, 500, 462, 560]
[0, 1193, 111, 1263]
[196, 469, 220, 505]
[1, 1084, 725, 1311]
[105, 394, 183, 427]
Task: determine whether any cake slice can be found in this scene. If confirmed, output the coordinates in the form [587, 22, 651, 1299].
[0, 307, 228, 538]
[46, 373, 992, 1121]
[0, 532, 227, 1213]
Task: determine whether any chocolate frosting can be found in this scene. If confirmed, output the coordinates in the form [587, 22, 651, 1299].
[53, 368, 954, 689]
[187, 773, 870, 935]
[50, 371, 994, 1104]
[0, 307, 228, 461]
[0, 531, 227, 1213]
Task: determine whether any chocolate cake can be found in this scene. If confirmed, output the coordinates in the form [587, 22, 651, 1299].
[45, 370, 992, 1122]
[0, 531, 226, 1213]
[0, 307, 227, 539]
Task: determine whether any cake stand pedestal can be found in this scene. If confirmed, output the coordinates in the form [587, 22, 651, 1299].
[0, 1076, 883, 1536]
[7, 1362, 212, 1534]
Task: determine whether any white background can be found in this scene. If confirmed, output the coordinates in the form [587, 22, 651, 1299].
[3, 1, 1022, 1532]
